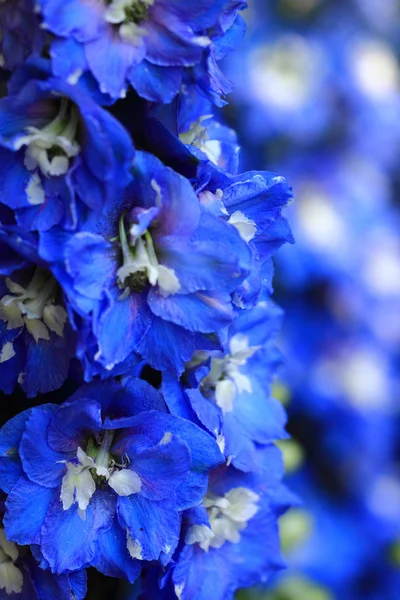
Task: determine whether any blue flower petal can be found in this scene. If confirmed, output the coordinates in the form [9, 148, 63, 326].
[85, 34, 139, 100]
[38, 0, 103, 42]
[0, 407, 32, 493]
[90, 517, 141, 583]
[127, 435, 191, 501]
[128, 61, 182, 104]
[186, 387, 222, 436]
[115, 410, 223, 509]
[0, 149, 30, 209]
[4, 476, 56, 545]
[41, 488, 116, 574]
[147, 288, 234, 333]
[30, 564, 75, 600]
[117, 494, 181, 562]
[136, 315, 195, 375]
[20, 330, 73, 398]
[69, 570, 88, 600]
[20, 405, 69, 488]
[94, 288, 151, 371]
[50, 37, 87, 84]
[65, 233, 115, 302]
[47, 398, 102, 453]
[160, 0, 227, 29]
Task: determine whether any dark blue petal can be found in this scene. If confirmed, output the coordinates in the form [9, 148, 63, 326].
[20, 405, 69, 488]
[69, 570, 88, 600]
[20, 330, 73, 398]
[0, 407, 32, 493]
[30, 564, 74, 600]
[47, 398, 102, 453]
[128, 61, 182, 104]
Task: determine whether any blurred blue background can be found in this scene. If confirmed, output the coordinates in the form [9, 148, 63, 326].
[221, 1, 400, 598]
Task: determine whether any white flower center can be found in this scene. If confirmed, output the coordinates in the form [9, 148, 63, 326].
[187, 488, 259, 552]
[200, 335, 260, 413]
[117, 211, 180, 298]
[15, 98, 80, 182]
[104, 0, 154, 45]
[0, 529, 23, 596]
[60, 433, 141, 519]
[0, 269, 67, 345]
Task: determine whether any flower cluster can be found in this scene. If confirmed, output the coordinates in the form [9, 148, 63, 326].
[0, 1, 294, 599]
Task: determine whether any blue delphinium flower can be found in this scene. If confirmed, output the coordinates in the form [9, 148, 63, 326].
[39, 150, 252, 378]
[0, 378, 223, 578]
[0, 221, 75, 397]
[135, 444, 290, 600]
[34, 0, 238, 102]
[0, 1, 298, 597]
[163, 301, 288, 472]
[0, 60, 134, 231]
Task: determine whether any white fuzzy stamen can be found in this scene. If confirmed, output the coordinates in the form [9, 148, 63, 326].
[200, 488, 259, 552]
[0, 530, 23, 595]
[0, 270, 67, 342]
[15, 98, 80, 180]
[117, 217, 181, 297]
[201, 334, 260, 414]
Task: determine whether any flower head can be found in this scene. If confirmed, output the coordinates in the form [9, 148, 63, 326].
[0, 378, 223, 578]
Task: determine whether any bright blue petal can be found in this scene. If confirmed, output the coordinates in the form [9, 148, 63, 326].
[160, 0, 226, 29]
[85, 34, 138, 100]
[145, 10, 206, 67]
[147, 288, 234, 333]
[94, 287, 151, 371]
[4, 476, 55, 545]
[162, 373, 202, 425]
[136, 315, 195, 375]
[185, 387, 222, 436]
[90, 517, 141, 583]
[41, 488, 116, 574]
[127, 435, 191, 501]
[50, 37, 87, 83]
[65, 233, 115, 302]
[0, 149, 30, 209]
[38, 0, 103, 42]
[115, 410, 223, 509]
[117, 494, 181, 562]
